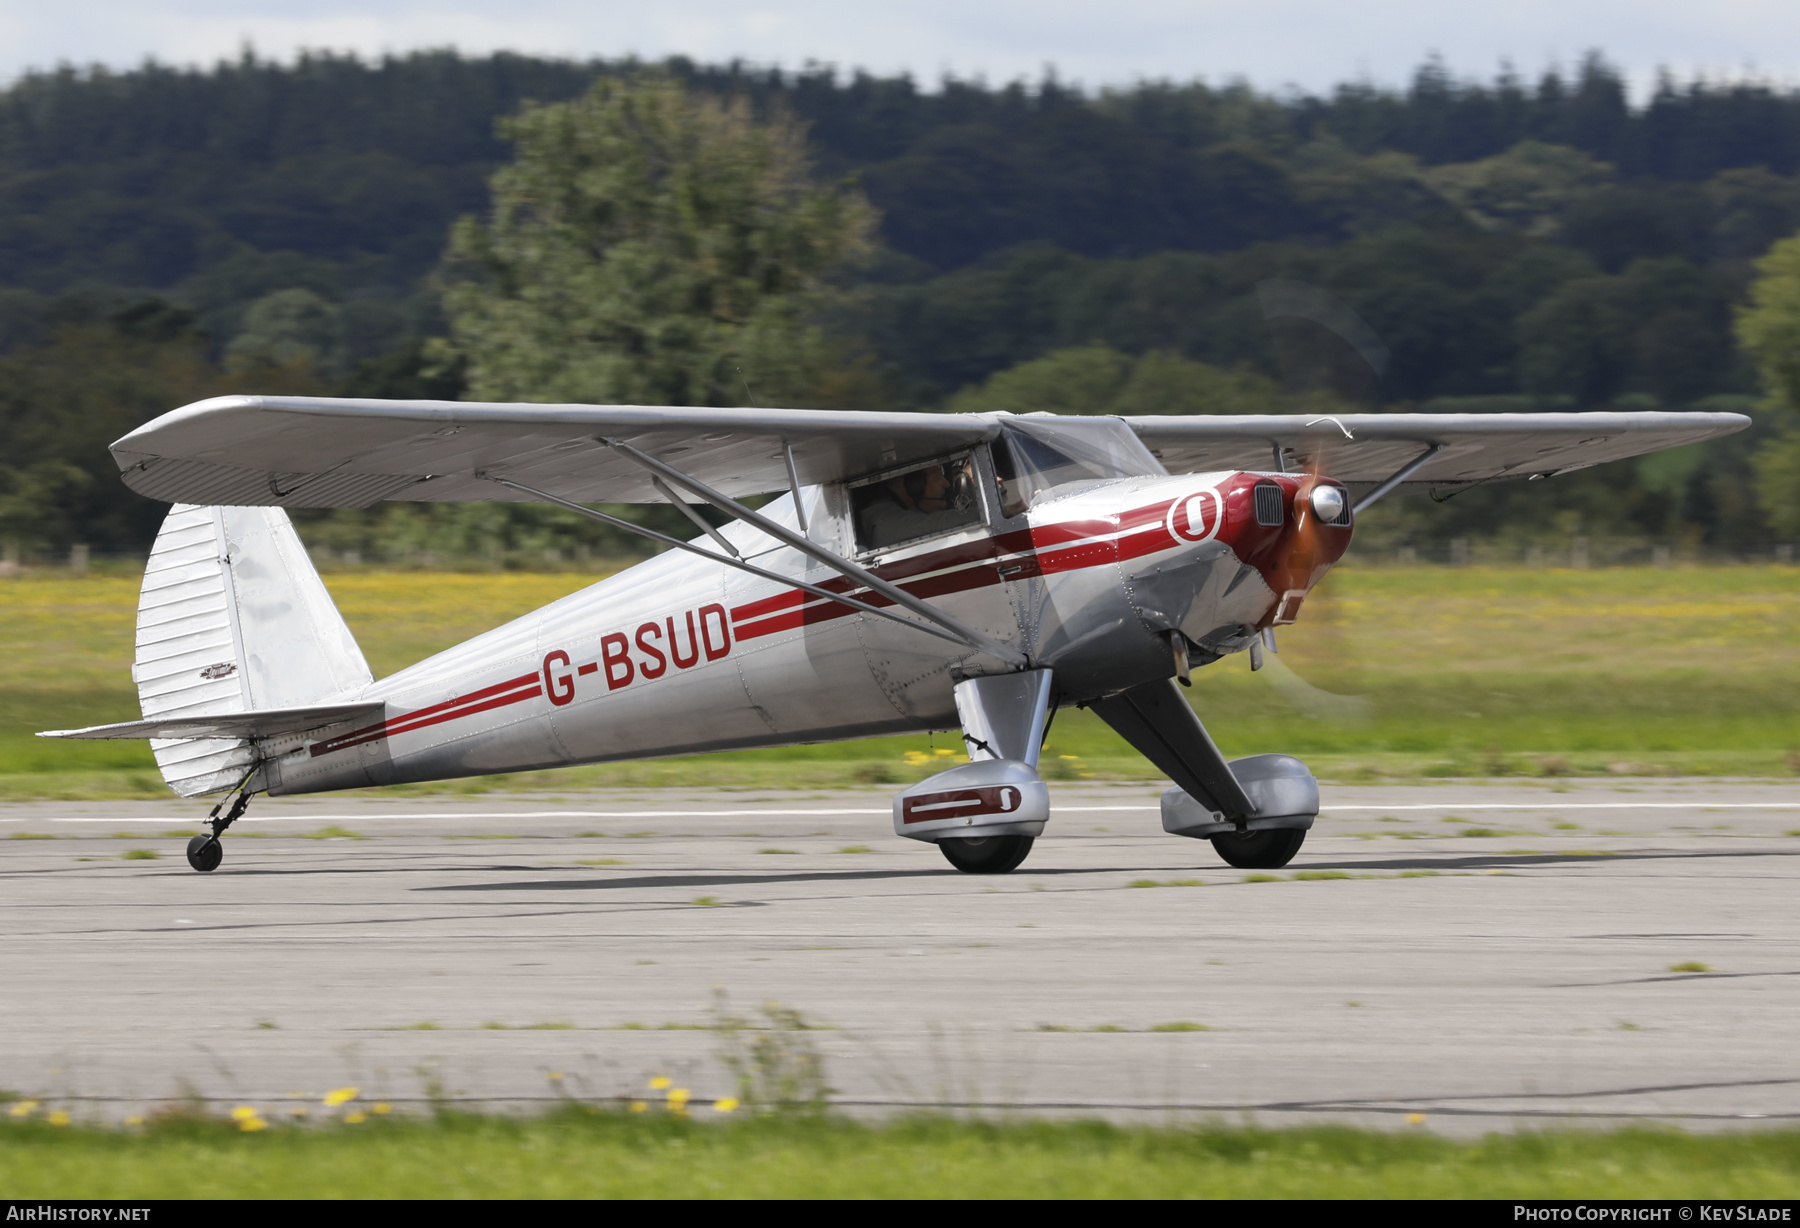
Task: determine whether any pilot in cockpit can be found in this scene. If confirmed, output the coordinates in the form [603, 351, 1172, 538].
[854, 458, 980, 549]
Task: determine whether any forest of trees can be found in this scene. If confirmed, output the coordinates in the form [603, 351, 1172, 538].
[3, 49, 1800, 564]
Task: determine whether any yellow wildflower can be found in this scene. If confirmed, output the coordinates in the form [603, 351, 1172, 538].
[323, 1087, 359, 1106]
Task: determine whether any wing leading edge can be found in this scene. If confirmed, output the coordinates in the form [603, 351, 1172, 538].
[111, 396, 1000, 508]
[1126, 411, 1749, 495]
[109, 395, 1749, 510]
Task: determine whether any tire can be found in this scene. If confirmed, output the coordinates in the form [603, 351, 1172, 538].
[1209, 827, 1305, 869]
[186, 834, 223, 873]
[938, 834, 1034, 874]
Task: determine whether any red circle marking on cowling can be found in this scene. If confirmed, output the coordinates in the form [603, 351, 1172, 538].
[1165, 489, 1221, 542]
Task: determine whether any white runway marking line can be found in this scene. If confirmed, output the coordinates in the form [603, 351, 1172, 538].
[1324, 802, 1800, 811]
[24, 800, 1800, 824]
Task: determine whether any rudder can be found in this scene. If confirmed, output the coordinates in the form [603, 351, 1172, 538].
[134, 505, 373, 796]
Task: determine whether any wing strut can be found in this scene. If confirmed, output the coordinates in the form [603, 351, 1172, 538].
[1352, 443, 1444, 516]
[781, 440, 809, 533]
[600, 439, 1029, 667]
[479, 473, 974, 652]
[651, 475, 740, 558]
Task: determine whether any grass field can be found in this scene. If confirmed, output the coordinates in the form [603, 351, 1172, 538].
[1, 1111, 1795, 1199]
[3, 563, 1798, 797]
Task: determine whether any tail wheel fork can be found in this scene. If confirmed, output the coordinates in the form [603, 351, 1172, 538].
[186, 783, 255, 873]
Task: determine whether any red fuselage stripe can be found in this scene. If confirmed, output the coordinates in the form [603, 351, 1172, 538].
[730, 506, 1183, 641]
[310, 672, 543, 756]
[315, 490, 1210, 756]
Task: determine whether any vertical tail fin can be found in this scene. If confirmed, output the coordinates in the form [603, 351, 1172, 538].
[134, 504, 373, 796]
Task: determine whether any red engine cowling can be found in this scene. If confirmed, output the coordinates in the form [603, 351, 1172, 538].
[1211, 473, 1354, 627]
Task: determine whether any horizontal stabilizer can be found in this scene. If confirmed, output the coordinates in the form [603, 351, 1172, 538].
[38, 702, 384, 742]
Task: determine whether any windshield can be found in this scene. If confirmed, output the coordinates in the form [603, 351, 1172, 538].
[991, 417, 1166, 516]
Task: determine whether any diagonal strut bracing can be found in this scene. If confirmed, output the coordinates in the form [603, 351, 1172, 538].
[1352, 442, 1445, 516]
[600, 438, 1029, 667]
[478, 473, 974, 651]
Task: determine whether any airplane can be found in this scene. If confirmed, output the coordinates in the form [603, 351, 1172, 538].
[39, 396, 1746, 875]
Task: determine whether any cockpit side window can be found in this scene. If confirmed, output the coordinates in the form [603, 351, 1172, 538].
[850, 454, 983, 551]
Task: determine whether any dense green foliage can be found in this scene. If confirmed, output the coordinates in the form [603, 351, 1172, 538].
[1739, 235, 1800, 535]
[4, 50, 1800, 558]
[436, 75, 874, 407]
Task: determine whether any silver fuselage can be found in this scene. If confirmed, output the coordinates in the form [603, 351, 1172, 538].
[264, 469, 1299, 796]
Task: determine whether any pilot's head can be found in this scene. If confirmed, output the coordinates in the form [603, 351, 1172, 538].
[889, 466, 953, 512]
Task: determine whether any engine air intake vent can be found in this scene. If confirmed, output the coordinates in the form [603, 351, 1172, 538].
[1254, 482, 1285, 527]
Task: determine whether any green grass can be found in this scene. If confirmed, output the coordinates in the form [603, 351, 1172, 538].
[4, 564, 1800, 796]
[0, 1112, 1794, 1198]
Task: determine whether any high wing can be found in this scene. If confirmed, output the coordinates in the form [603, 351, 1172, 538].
[1127, 411, 1750, 495]
[111, 396, 1000, 508]
[39, 702, 385, 741]
[109, 396, 1750, 509]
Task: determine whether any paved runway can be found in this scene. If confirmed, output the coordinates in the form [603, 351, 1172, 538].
[2, 779, 1797, 1133]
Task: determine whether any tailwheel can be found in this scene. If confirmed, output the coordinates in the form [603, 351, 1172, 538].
[938, 834, 1034, 874]
[183, 780, 255, 874]
[186, 835, 223, 873]
[1209, 827, 1305, 869]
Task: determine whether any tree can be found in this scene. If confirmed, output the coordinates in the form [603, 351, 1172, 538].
[1739, 233, 1800, 411]
[434, 73, 876, 407]
[1739, 233, 1800, 536]
[226, 288, 346, 377]
[0, 304, 237, 554]
[943, 344, 1333, 417]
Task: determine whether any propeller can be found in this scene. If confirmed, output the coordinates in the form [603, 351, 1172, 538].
[1241, 279, 1383, 719]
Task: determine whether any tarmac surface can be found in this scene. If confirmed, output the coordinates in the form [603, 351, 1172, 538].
[3, 778, 1798, 1133]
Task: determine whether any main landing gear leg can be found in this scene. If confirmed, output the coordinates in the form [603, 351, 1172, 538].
[187, 785, 254, 873]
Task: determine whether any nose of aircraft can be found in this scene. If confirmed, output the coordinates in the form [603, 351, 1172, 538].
[1209, 471, 1355, 627]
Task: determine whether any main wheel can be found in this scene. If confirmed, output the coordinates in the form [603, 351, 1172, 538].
[186, 834, 223, 873]
[938, 834, 1034, 874]
[1209, 827, 1305, 869]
